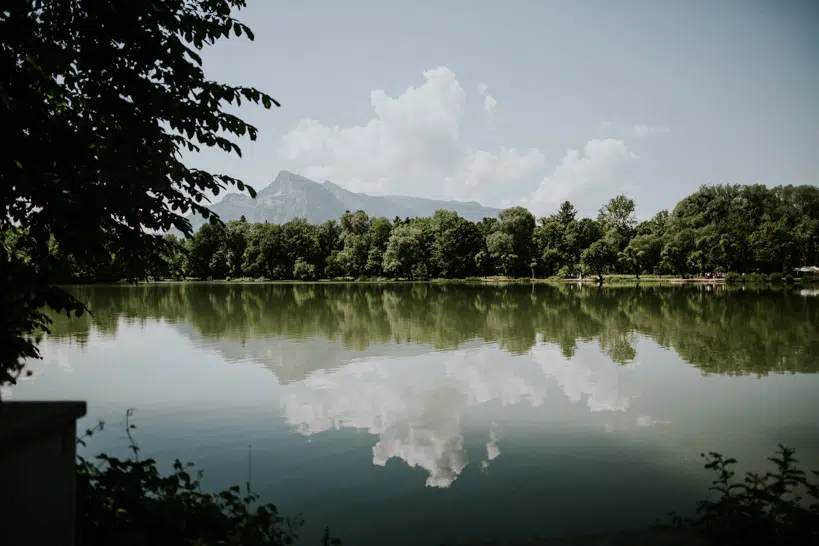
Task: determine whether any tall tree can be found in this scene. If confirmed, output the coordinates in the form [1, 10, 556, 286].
[556, 201, 577, 226]
[580, 240, 616, 276]
[1, 0, 279, 387]
[383, 225, 423, 280]
[366, 217, 393, 277]
[598, 195, 637, 252]
[497, 206, 536, 276]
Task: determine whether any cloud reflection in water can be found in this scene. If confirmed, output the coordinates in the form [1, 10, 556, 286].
[280, 337, 644, 488]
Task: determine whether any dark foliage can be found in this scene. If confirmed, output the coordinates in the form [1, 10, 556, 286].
[672, 445, 819, 545]
[76, 411, 341, 546]
[1, 0, 279, 388]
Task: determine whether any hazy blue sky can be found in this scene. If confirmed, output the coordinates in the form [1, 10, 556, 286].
[190, 0, 819, 218]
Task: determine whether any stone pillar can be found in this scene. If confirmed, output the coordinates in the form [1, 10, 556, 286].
[0, 401, 87, 546]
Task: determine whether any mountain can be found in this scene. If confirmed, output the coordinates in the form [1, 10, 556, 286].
[185, 171, 501, 230]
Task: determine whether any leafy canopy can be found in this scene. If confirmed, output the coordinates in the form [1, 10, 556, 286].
[0, 0, 279, 388]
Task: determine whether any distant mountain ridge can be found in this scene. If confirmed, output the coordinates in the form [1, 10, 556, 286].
[185, 170, 500, 230]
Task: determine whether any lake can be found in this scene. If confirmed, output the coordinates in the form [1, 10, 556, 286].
[10, 283, 819, 545]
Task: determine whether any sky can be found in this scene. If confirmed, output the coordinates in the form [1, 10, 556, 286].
[188, 0, 819, 219]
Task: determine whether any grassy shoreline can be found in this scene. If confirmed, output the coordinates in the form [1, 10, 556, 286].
[85, 274, 818, 287]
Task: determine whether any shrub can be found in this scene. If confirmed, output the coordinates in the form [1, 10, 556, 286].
[785, 274, 795, 284]
[293, 258, 317, 281]
[768, 272, 783, 283]
[77, 411, 341, 546]
[671, 445, 819, 545]
[724, 272, 743, 284]
[746, 272, 766, 283]
[557, 265, 579, 278]
[802, 275, 819, 284]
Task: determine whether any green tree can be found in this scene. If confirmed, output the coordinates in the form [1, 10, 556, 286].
[661, 229, 696, 277]
[533, 218, 569, 276]
[338, 210, 371, 277]
[1, 0, 279, 387]
[382, 225, 423, 279]
[185, 223, 227, 279]
[621, 233, 662, 278]
[316, 220, 342, 274]
[159, 235, 188, 279]
[598, 195, 637, 251]
[486, 231, 517, 276]
[243, 223, 288, 279]
[540, 247, 565, 277]
[224, 218, 250, 278]
[580, 240, 616, 276]
[293, 258, 317, 281]
[749, 220, 797, 273]
[496, 206, 536, 276]
[431, 211, 482, 278]
[365, 217, 393, 277]
[636, 210, 669, 237]
[282, 218, 320, 277]
[554, 200, 577, 226]
[565, 218, 603, 270]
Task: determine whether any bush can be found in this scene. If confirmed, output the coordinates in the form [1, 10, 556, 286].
[77, 411, 341, 546]
[293, 258, 317, 281]
[785, 274, 795, 284]
[557, 265, 579, 279]
[802, 275, 819, 284]
[724, 272, 743, 284]
[768, 272, 783, 283]
[671, 445, 819, 545]
[746, 272, 766, 283]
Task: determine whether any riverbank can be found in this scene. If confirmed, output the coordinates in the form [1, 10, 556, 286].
[139, 274, 817, 286]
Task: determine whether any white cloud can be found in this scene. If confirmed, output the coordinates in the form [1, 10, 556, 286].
[280, 67, 541, 203]
[521, 138, 637, 216]
[279, 66, 657, 211]
[455, 148, 545, 197]
[631, 124, 670, 138]
[476, 82, 497, 114]
[483, 94, 498, 114]
[636, 415, 672, 427]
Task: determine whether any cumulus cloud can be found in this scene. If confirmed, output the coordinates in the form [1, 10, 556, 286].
[521, 139, 637, 216]
[631, 124, 670, 138]
[279, 66, 658, 209]
[279, 67, 541, 204]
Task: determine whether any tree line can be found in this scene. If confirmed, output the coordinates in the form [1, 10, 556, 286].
[9, 183, 819, 283]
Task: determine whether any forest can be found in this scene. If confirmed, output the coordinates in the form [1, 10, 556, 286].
[8, 183, 819, 282]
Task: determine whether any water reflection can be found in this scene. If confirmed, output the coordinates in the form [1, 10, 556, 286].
[48, 283, 819, 377]
[45, 282, 819, 487]
[277, 341, 646, 487]
[18, 283, 819, 543]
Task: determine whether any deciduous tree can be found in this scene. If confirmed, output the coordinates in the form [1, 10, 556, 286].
[1, 0, 279, 388]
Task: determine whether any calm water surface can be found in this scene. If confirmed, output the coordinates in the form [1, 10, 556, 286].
[11, 283, 819, 545]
